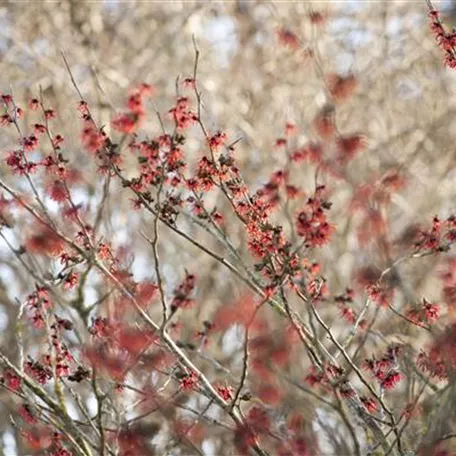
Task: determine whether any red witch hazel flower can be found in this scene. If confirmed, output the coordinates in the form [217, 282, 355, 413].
[336, 134, 367, 163]
[112, 83, 151, 133]
[28, 98, 40, 111]
[62, 272, 79, 290]
[326, 73, 358, 102]
[194, 156, 218, 191]
[216, 384, 233, 401]
[34, 123, 47, 135]
[19, 404, 38, 425]
[428, 9, 456, 69]
[112, 113, 140, 134]
[0, 113, 12, 126]
[183, 77, 196, 89]
[380, 370, 403, 390]
[1, 93, 13, 105]
[1, 369, 21, 391]
[417, 351, 447, 381]
[208, 131, 227, 150]
[363, 345, 403, 390]
[296, 185, 334, 247]
[26, 227, 65, 256]
[285, 122, 296, 135]
[25, 358, 53, 385]
[418, 322, 456, 380]
[275, 137, 287, 148]
[171, 272, 196, 311]
[414, 215, 456, 253]
[180, 371, 198, 392]
[256, 169, 292, 208]
[406, 299, 440, 326]
[89, 317, 111, 338]
[47, 180, 68, 202]
[339, 306, 356, 324]
[25, 285, 52, 329]
[291, 142, 323, 163]
[366, 283, 394, 308]
[81, 122, 108, 153]
[360, 396, 378, 413]
[305, 367, 324, 387]
[21, 135, 39, 151]
[169, 96, 198, 129]
[277, 28, 300, 49]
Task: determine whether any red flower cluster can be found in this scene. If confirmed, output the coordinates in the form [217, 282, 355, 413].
[216, 384, 233, 401]
[366, 283, 394, 308]
[25, 226, 65, 257]
[194, 156, 217, 192]
[168, 96, 198, 130]
[90, 316, 112, 338]
[363, 345, 403, 390]
[304, 367, 324, 388]
[25, 357, 53, 385]
[180, 371, 198, 392]
[19, 404, 38, 425]
[25, 285, 52, 329]
[112, 83, 153, 133]
[1, 369, 21, 391]
[208, 131, 227, 150]
[296, 185, 334, 247]
[336, 134, 367, 163]
[256, 169, 301, 208]
[334, 288, 356, 323]
[81, 122, 108, 154]
[406, 299, 440, 327]
[360, 396, 378, 413]
[380, 370, 403, 390]
[171, 272, 196, 311]
[49, 318, 74, 378]
[6, 149, 37, 175]
[429, 9, 456, 68]
[291, 142, 323, 163]
[326, 73, 358, 102]
[418, 322, 456, 380]
[415, 215, 456, 252]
